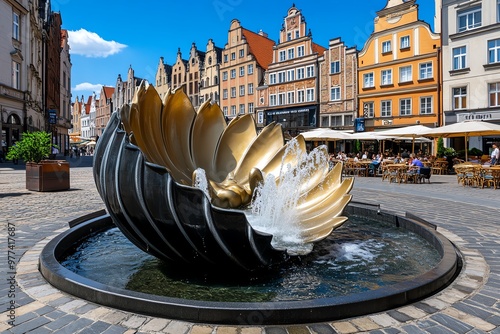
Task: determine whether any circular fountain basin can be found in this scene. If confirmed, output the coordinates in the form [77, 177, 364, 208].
[39, 203, 460, 325]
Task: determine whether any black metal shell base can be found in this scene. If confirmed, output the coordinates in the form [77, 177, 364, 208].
[93, 112, 287, 272]
[39, 204, 460, 325]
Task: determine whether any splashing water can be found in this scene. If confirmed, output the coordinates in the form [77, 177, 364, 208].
[193, 168, 211, 201]
[247, 139, 329, 254]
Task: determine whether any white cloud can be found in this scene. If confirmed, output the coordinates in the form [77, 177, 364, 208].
[73, 82, 103, 93]
[68, 29, 127, 58]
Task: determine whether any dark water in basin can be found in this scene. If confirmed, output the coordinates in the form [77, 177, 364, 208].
[61, 215, 440, 302]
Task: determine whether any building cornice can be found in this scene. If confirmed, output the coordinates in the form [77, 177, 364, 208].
[358, 52, 439, 71]
[449, 23, 500, 41]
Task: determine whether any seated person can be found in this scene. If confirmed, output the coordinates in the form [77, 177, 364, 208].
[409, 154, 424, 173]
[368, 153, 383, 175]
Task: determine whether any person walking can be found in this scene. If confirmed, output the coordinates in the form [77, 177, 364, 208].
[490, 143, 499, 165]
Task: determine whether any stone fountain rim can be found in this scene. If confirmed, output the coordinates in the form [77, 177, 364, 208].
[38, 203, 460, 325]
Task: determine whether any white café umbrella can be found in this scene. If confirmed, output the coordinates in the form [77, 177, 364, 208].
[421, 120, 500, 161]
[300, 128, 352, 141]
[375, 125, 432, 153]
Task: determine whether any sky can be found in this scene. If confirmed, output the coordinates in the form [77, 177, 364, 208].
[52, 0, 437, 101]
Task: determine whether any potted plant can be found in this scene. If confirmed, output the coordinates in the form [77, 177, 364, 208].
[6, 131, 69, 191]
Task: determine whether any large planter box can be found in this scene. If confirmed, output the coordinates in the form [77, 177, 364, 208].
[26, 160, 70, 192]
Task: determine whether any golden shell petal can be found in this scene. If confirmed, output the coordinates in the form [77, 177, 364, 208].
[261, 135, 307, 179]
[214, 114, 256, 179]
[191, 101, 226, 182]
[161, 87, 197, 184]
[232, 122, 284, 185]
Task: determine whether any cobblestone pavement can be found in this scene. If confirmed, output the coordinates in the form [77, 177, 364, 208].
[0, 158, 499, 333]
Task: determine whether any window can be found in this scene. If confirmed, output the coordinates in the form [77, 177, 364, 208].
[239, 49, 244, 58]
[222, 71, 228, 81]
[297, 67, 305, 79]
[224, 54, 228, 62]
[288, 48, 295, 59]
[239, 104, 245, 114]
[247, 64, 254, 74]
[331, 115, 342, 126]
[248, 83, 254, 94]
[239, 66, 244, 76]
[330, 61, 340, 74]
[231, 87, 236, 98]
[239, 85, 245, 96]
[453, 46, 467, 70]
[458, 6, 481, 32]
[489, 83, 500, 107]
[297, 90, 305, 103]
[306, 65, 315, 77]
[12, 12, 19, 40]
[270, 94, 277, 106]
[231, 52, 236, 60]
[399, 66, 412, 83]
[248, 103, 254, 114]
[278, 71, 286, 83]
[363, 102, 374, 118]
[230, 69, 236, 78]
[306, 88, 315, 102]
[223, 89, 228, 99]
[297, 45, 305, 57]
[345, 115, 353, 126]
[296, 30, 300, 39]
[419, 62, 433, 79]
[278, 93, 286, 105]
[279, 50, 286, 61]
[453, 87, 467, 110]
[12, 61, 20, 89]
[381, 69, 392, 85]
[231, 105, 236, 116]
[287, 32, 292, 41]
[363, 73, 374, 88]
[287, 69, 295, 81]
[269, 73, 276, 84]
[399, 98, 412, 116]
[498, 0, 500, 22]
[287, 92, 295, 104]
[330, 87, 340, 101]
[381, 100, 392, 117]
[400, 36, 410, 49]
[420, 97, 433, 114]
[488, 39, 500, 64]
[382, 40, 391, 53]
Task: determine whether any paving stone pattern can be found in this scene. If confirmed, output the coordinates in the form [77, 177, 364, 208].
[0, 157, 499, 333]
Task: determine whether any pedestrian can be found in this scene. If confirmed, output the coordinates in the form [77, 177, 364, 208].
[490, 143, 499, 165]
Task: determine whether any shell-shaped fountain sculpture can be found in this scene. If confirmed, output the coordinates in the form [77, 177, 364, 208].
[93, 82, 353, 272]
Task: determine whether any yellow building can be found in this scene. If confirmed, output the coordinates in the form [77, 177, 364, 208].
[358, 0, 441, 131]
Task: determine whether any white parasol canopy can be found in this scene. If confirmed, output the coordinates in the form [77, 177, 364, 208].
[375, 125, 433, 153]
[300, 128, 352, 141]
[421, 121, 500, 160]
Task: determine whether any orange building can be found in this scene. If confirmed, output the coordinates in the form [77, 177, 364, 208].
[95, 86, 114, 137]
[358, 0, 441, 131]
[219, 19, 274, 124]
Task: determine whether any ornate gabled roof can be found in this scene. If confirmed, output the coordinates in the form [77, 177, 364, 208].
[241, 28, 275, 70]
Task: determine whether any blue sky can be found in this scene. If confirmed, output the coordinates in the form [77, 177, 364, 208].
[53, 0, 437, 101]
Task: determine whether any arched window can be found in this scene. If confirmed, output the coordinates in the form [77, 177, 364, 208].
[7, 114, 21, 125]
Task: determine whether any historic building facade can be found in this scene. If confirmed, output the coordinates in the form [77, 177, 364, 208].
[258, 6, 326, 135]
[357, 0, 441, 131]
[441, 0, 500, 152]
[220, 19, 274, 126]
[95, 86, 114, 137]
[154, 56, 172, 100]
[112, 66, 143, 112]
[319, 37, 358, 131]
[199, 39, 222, 107]
[57, 28, 72, 154]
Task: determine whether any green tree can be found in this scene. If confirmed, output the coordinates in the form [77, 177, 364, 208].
[6, 131, 52, 163]
[437, 137, 445, 157]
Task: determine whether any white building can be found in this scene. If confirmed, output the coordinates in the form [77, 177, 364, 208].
[441, 0, 500, 153]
